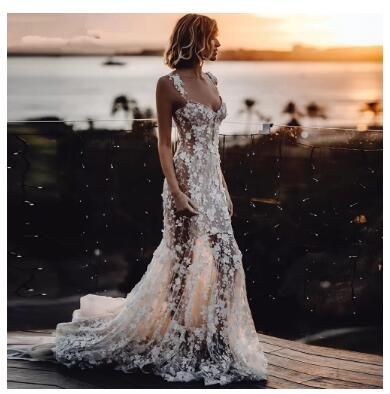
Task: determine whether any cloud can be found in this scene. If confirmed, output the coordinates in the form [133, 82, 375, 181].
[85, 29, 137, 45]
[68, 35, 102, 45]
[21, 35, 67, 47]
[16, 34, 106, 52]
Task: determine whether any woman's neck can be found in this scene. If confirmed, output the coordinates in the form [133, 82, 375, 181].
[176, 64, 203, 79]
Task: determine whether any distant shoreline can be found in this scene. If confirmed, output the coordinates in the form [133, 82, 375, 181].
[7, 45, 383, 62]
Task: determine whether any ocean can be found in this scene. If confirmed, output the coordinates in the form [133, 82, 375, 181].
[7, 56, 382, 132]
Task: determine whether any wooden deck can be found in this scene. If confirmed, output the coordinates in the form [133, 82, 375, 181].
[8, 330, 382, 389]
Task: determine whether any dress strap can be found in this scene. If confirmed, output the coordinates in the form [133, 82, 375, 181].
[168, 72, 187, 99]
[169, 71, 218, 97]
[205, 71, 218, 86]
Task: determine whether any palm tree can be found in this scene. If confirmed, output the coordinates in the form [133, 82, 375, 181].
[111, 95, 138, 131]
[282, 101, 304, 127]
[359, 100, 383, 128]
[304, 101, 327, 128]
[237, 98, 271, 132]
[86, 118, 94, 130]
[131, 106, 157, 140]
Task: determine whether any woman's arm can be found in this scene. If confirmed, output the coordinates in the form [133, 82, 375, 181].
[155, 76, 181, 196]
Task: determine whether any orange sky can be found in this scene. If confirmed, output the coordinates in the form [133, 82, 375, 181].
[7, 13, 382, 53]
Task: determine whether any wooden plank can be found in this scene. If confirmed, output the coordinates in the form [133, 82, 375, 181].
[267, 353, 382, 387]
[8, 330, 56, 345]
[258, 333, 382, 365]
[15, 329, 54, 334]
[267, 364, 315, 384]
[8, 380, 63, 389]
[8, 359, 58, 372]
[302, 376, 380, 389]
[8, 365, 98, 389]
[271, 347, 382, 375]
[7, 330, 383, 389]
[10, 329, 55, 337]
[8, 357, 383, 389]
[262, 342, 283, 353]
[259, 333, 382, 365]
[7, 360, 198, 389]
[265, 375, 312, 389]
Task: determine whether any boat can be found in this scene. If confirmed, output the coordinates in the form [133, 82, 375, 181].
[102, 56, 126, 66]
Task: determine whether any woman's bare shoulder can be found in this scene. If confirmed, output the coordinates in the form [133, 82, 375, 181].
[157, 73, 173, 84]
[156, 74, 175, 92]
[155, 74, 176, 104]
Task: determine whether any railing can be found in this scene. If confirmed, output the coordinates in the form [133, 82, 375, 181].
[7, 119, 383, 343]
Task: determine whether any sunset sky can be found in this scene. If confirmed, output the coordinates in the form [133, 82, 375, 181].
[8, 13, 382, 53]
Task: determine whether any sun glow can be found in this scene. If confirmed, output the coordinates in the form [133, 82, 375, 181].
[315, 15, 382, 46]
[252, 14, 382, 47]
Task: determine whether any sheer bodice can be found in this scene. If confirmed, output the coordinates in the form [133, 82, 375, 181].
[7, 70, 268, 387]
[163, 71, 233, 251]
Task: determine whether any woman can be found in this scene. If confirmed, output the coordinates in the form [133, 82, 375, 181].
[8, 13, 268, 387]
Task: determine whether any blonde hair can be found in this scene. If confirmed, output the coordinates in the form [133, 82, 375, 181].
[164, 13, 218, 69]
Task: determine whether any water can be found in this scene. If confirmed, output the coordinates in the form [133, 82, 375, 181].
[8, 56, 382, 131]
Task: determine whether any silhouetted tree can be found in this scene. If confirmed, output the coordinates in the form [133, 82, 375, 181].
[282, 101, 304, 127]
[131, 106, 157, 141]
[238, 98, 271, 132]
[87, 118, 94, 130]
[111, 95, 138, 131]
[359, 100, 383, 127]
[305, 101, 327, 127]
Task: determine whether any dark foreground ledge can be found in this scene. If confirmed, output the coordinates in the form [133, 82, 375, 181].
[7, 330, 382, 389]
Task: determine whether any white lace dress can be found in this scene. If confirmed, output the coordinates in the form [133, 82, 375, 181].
[7, 70, 268, 386]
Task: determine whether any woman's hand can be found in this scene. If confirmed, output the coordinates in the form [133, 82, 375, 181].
[225, 191, 233, 217]
[172, 190, 200, 217]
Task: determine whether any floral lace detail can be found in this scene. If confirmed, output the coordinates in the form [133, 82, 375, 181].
[169, 73, 187, 98]
[7, 70, 268, 387]
[170, 71, 225, 116]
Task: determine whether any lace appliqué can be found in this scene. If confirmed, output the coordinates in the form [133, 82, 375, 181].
[170, 73, 187, 98]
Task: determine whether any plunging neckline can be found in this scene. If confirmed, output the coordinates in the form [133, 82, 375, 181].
[170, 71, 224, 115]
[174, 99, 225, 117]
